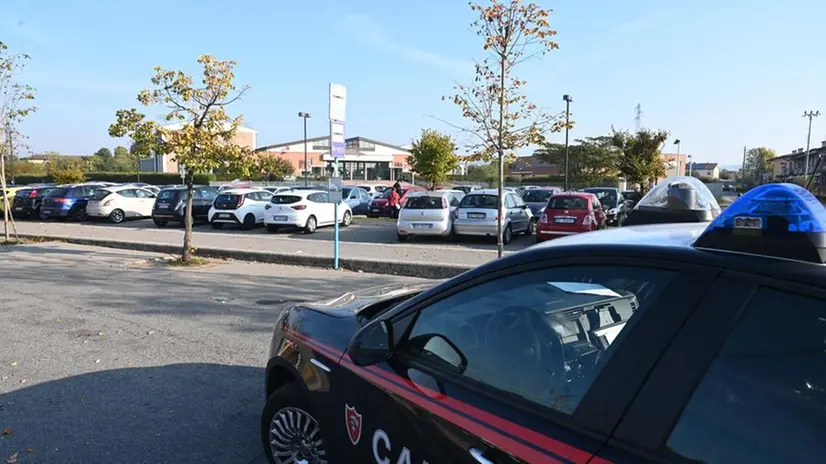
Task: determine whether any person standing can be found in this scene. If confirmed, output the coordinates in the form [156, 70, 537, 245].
[388, 187, 401, 219]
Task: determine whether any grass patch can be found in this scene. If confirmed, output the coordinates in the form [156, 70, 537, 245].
[166, 256, 211, 267]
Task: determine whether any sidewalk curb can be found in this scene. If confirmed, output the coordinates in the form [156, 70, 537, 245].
[17, 234, 473, 279]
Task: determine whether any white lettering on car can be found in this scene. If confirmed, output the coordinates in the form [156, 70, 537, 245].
[372, 429, 431, 464]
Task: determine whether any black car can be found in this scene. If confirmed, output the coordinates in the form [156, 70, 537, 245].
[10, 185, 55, 219]
[40, 184, 100, 220]
[583, 187, 629, 226]
[261, 183, 826, 464]
[151, 186, 218, 227]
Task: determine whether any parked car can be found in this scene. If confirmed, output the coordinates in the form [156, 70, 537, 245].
[366, 186, 426, 218]
[357, 184, 388, 198]
[264, 186, 292, 194]
[453, 185, 483, 194]
[10, 185, 55, 219]
[536, 192, 607, 242]
[522, 187, 563, 222]
[123, 183, 161, 195]
[208, 188, 274, 230]
[341, 187, 371, 215]
[396, 191, 463, 242]
[0, 187, 24, 214]
[622, 189, 642, 207]
[40, 184, 101, 221]
[263, 190, 352, 234]
[86, 186, 157, 223]
[453, 189, 533, 244]
[583, 187, 629, 226]
[151, 186, 218, 227]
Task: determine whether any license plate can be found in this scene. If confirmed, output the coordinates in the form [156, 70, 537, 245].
[218, 213, 232, 219]
[554, 217, 576, 224]
[157, 202, 169, 209]
[412, 223, 432, 229]
[13, 206, 23, 211]
[467, 213, 485, 219]
[372, 209, 380, 212]
[273, 215, 287, 221]
[42, 209, 51, 215]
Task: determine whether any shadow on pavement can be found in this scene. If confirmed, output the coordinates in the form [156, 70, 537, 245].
[0, 363, 264, 464]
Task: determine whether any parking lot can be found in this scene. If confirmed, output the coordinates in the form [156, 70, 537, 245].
[0, 242, 424, 464]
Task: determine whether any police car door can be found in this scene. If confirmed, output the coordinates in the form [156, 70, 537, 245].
[338, 260, 707, 464]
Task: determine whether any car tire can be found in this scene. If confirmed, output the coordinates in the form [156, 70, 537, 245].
[523, 220, 534, 236]
[37, 207, 47, 220]
[241, 214, 256, 231]
[341, 211, 352, 227]
[397, 233, 408, 242]
[503, 224, 512, 245]
[110, 209, 125, 224]
[153, 219, 167, 228]
[303, 216, 317, 234]
[266, 225, 280, 233]
[210, 221, 224, 230]
[261, 382, 329, 464]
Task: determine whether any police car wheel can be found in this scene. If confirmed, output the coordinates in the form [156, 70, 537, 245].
[261, 384, 328, 464]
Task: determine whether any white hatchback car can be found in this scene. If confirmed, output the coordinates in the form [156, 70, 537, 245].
[208, 188, 274, 230]
[86, 186, 157, 223]
[264, 189, 353, 234]
[396, 191, 463, 242]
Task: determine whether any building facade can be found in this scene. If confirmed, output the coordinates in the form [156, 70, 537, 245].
[140, 124, 258, 174]
[687, 162, 720, 180]
[256, 136, 412, 181]
[770, 141, 826, 182]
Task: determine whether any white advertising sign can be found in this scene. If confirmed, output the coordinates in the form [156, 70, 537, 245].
[329, 83, 347, 122]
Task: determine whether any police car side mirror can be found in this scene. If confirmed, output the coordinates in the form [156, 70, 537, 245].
[348, 320, 393, 367]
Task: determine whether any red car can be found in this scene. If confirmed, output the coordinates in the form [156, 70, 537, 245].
[536, 192, 607, 243]
[366, 186, 425, 218]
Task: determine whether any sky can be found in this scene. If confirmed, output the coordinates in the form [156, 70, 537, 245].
[2, 0, 825, 166]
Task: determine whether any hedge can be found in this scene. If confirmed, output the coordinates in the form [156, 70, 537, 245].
[14, 172, 215, 186]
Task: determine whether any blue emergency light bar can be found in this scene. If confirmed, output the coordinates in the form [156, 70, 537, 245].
[693, 183, 826, 264]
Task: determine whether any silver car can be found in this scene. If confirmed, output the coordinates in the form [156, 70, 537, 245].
[522, 187, 562, 221]
[453, 189, 533, 244]
[396, 191, 463, 241]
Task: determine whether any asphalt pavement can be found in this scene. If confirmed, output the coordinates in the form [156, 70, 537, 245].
[0, 242, 425, 464]
[10, 217, 531, 271]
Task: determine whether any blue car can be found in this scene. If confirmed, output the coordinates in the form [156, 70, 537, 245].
[342, 187, 371, 215]
[40, 184, 100, 220]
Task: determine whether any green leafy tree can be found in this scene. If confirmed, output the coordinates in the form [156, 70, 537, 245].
[744, 147, 776, 184]
[111, 145, 135, 172]
[52, 165, 86, 184]
[12, 160, 46, 176]
[0, 41, 37, 241]
[255, 154, 295, 181]
[535, 136, 619, 186]
[445, 0, 561, 257]
[110, 55, 254, 263]
[610, 128, 669, 193]
[90, 147, 114, 171]
[466, 163, 497, 183]
[408, 129, 459, 190]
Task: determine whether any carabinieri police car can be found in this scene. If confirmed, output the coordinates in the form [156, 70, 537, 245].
[261, 183, 826, 464]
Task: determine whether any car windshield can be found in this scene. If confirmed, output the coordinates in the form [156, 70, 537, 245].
[46, 188, 68, 197]
[522, 190, 553, 203]
[548, 196, 588, 210]
[406, 196, 444, 209]
[272, 195, 301, 204]
[459, 194, 498, 209]
[157, 190, 179, 201]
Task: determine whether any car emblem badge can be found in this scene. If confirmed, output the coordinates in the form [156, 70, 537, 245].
[345, 404, 363, 445]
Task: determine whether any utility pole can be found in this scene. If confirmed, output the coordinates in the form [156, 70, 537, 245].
[741, 146, 747, 183]
[563, 94, 573, 191]
[299, 112, 311, 186]
[673, 139, 681, 176]
[803, 111, 820, 177]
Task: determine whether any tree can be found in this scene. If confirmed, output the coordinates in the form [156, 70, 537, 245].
[110, 55, 254, 263]
[90, 147, 114, 171]
[52, 165, 86, 184]
[535, 135, 619, 186]
[255, 154, 294, 181]
[408, 129, 459, 190]
[466, 163, 498, 183]
[610, 128, 669, 193]
[111, 145, 135, 172]
[12, 160, 45, 176]
[744, 147, 775, 185]
[445, 0, 561, 257]
[0, 41, 36, 242]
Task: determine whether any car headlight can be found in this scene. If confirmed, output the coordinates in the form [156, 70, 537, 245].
[608, 208, 619, 215]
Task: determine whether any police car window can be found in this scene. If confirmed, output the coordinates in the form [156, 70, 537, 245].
[406, 266, 673, 415]
[666, 288, 826, 464]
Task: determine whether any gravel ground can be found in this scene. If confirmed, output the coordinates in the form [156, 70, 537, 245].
[0, 242, 425, 464]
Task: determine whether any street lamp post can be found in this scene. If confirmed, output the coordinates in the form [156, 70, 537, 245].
[688, 155, 693, 177]
[298, 112, 312, 186]
[562, 94, 572, 191]
[673, 139, 681, 176]
[803, 110, 820, 177]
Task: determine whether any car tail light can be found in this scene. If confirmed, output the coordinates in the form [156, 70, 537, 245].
[236, 195, 245, 209]
[29, 190, 38, 198]
[583, 214, 593, 226]
[291, 204, 307, 211]
[541, 213, 550, 224]
[55, 198, 70, 204]
[102, 198, 113, 207]
[441, 198, 448, 209]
